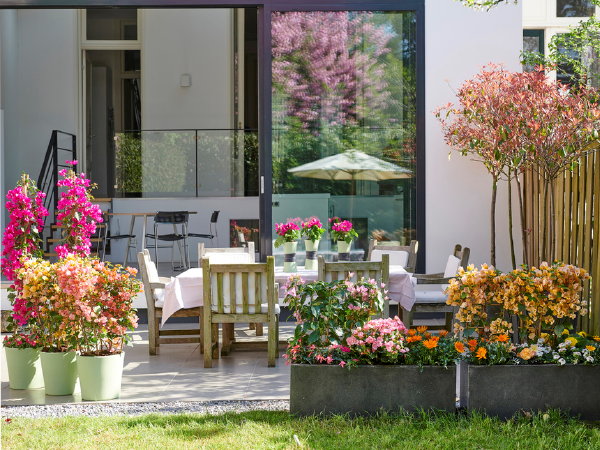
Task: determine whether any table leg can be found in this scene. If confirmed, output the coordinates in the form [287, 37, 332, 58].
[141, 215, 148, 250]
[124, 216, 136, 266]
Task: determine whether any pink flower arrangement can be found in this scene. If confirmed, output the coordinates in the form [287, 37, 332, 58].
[274, 219, 301, 247]
[330, 219, 358, 243]
[3, 332, 41, 349]
[1, 174, 47, 281]
[55, 161, 103, 258]
[346, 317, 408, 364]
[300, 217, 325, 242]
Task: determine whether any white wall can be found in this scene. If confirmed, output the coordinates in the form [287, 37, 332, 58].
[1, 10, 78, 192]
[425, 0, 523, 272]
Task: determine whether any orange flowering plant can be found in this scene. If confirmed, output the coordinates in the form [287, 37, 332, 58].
[459, 335, 514, 365]
[402, 327, 463, 367]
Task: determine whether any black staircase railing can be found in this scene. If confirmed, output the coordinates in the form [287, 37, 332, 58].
[37, 130, 77, 244]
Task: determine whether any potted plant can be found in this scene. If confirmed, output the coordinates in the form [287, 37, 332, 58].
[274, 219, 301, 272]
[300, 217, 325, 270]
[330, 219, 358, 261]
[1, 174, 48, 390]
[285, 276, 457, 415]
[447, 263, 600, 419]
[75, 259, 141, 401]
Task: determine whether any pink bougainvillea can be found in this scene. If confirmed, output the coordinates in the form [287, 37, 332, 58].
[54, 161, 103, 258]
[1, 174, 48, 281]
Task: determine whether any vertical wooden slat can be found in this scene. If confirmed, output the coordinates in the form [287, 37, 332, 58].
[217, 273, 224, 314]
[531, 171, 540, 265]
[255, 272, 261, 311]
[575, 161, 586, 267]
[229, 272, 236, 314]
[591, 151, 600, 334]
[242, 272, 249, 314]
[562, 169, 572, 262]
[554, 172, 565, 262]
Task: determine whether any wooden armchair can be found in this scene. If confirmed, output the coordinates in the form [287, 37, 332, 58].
[197, 242, 255, 266]
[317, 254, 390, 317]
[137, 249, 203, 355]
[403, 244, 470, 330]
[201, 255, 280, 367]
[368, 239, 418, 272]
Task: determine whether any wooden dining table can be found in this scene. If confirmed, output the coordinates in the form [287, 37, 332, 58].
[161, 265, 417, 326]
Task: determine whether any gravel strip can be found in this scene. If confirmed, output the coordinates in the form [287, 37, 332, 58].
[1, 400, 290, 419]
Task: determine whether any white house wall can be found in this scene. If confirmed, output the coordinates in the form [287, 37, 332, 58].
[425, 0, 523, 272]
[1, 10, 78, 195]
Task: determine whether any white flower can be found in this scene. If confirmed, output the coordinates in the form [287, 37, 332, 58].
[558, 358, 566, 365]
[585, 356, 594, 363]
[553, 353, 560, 360]
[573, 351, 581, 357]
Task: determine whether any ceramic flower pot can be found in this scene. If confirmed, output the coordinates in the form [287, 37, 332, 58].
[304, 239, 320, 270]
[40, 350, 79, 396]
[337, 240, 352, 261]
[283, 241, 298, 272]
[4, 347, 45, 390]
[77, 352, 125, 401]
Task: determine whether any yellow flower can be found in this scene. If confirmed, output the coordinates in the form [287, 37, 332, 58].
[540, 333, 549, 343]
[586, 346, 596, 352]
[578, 331, 587, 338]
[593, 336, 600, 342]
[518, 347, 536, 361]
[565, 337, 578, 347]
[562, 329, 570, 336]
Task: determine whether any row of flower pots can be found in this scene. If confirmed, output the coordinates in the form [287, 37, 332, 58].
[275, 217, 358, 271]
[5, 347, 124, 400]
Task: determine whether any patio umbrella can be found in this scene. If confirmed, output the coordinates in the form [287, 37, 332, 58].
[288, 149, 412, 195]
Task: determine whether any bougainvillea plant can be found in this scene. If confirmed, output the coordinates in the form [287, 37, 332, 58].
[55, 160, 103, 258]
[300, 217, 325, 242]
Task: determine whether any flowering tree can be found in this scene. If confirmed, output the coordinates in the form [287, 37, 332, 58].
[55, 160, 103, 258]
[436, 65, 600, 267]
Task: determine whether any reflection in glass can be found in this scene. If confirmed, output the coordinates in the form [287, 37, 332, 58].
[86, 9, 138, 40]
[271, 11, 417, 263]
[557, 0, 595, 17]
[523, 31, 544, 72]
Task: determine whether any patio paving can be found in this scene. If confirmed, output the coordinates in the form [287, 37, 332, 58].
[1, 323, 293, 407]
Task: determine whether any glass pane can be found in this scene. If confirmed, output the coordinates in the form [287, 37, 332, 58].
[87, 9, 138, 40]
[557, 0, 595, 17]
[113, 129, 258, 198]
[271, 11, 417, 265]
[557, 35, 581, 86]
[523, 31, 544, 72]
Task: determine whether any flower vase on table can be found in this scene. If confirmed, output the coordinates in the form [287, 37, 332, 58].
[301, 218, 325, 271]
[330, 219, 358, 262]
[275, 220, 301, 273]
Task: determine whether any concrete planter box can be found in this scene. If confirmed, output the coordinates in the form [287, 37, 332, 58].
[290, 364, 456, 416]
[463, 364, 600, 420]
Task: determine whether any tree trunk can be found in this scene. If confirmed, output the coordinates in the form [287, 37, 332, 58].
[541, 175, 550, 263]
[549, 176, 556, 262]
[491, 176, 498, 268]
[507, 168, 516, 270]
[515, 173, 528, 266]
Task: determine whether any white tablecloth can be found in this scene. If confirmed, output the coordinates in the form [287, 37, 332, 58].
[162, 266, 416, 326]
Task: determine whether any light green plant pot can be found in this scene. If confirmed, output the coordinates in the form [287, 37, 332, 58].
[283, 241, 298, 273]
[77, 352, 125, 401]
[337, 240, 352, 261]
[40, 350, 79, 396]
[4, 347, 45, 390]
[304, 239, 320, 271]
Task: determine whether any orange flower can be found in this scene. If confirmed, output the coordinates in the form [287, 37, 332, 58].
[454, 341, 465, 353]
[423, 332, 431, 338]
[495, 334, 509, 343]
[406, 335, 422, 343]
[417, 326, 428, 333]
[408, 329, 417, 336]
[586, 345, 596, 352]
[423, 339, 438, 349]
[468, 339, 478, 351]
[475, 347, 487, 360]
[439, 330, 449, 337]
[518, 347, 536, 360]
[593, 336, 600, 342]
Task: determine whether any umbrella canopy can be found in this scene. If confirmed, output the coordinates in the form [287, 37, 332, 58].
[288, 149, 412, 181]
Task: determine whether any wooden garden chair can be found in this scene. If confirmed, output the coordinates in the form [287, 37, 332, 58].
[201, 255, 280, 368]
[137, 249, 203, 355]
[403, 244, 470, 330]
[368, 239, 418, 273]
[317, 254, 390, 317]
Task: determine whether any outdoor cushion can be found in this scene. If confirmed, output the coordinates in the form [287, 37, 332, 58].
[443, 255, 461, 278]
[414, 285, 450, 303]
[370, 249, 408, 267]
[205, 253, 254, 264]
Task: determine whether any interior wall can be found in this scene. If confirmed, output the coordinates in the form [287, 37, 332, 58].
[425, 0, 523, 272]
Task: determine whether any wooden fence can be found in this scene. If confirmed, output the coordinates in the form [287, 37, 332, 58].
[523, 151, 600, 335]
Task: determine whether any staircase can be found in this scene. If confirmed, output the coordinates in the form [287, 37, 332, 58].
[36, 130, 109, 259]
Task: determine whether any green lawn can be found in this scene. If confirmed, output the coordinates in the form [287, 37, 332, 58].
[2, 410, 599, 450]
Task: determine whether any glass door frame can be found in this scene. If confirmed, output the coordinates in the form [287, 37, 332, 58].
[5, 0, 425, 269]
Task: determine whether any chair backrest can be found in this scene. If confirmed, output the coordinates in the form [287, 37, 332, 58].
[202, 255, 275, 315]
[137, 249, 161, 312]
[317, 254, 390, 285]
[368, 239, 418, 272]
[444, 244, 470, 277]
[197, 242, 255, 266]
[154, 211, 189, 224]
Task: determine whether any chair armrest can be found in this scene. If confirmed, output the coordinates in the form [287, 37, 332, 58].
[416, 277, 453, 285]
[158, 276, 172, 284]
[149, 281, 167, 289]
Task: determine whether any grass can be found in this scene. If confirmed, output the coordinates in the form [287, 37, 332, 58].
[2, 409, 599, 450]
